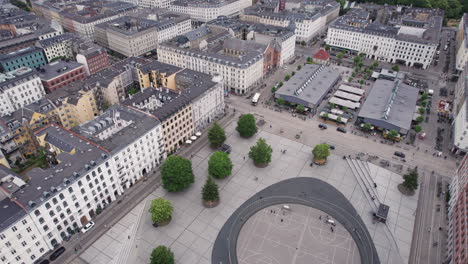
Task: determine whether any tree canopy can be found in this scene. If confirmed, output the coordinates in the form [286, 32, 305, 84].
[236, 114, 257, 138]
[208, 151, 233, 179]
[312, 144, 330, 161]
[148, 198, 173, 224]
[161, 156, 194, 192]
[249, 138, 273, 166]
[202, 177, 219, 202]
[402, 167, 419, 191]
[208, 123, 226, 148]
[150, 246, 175, 264]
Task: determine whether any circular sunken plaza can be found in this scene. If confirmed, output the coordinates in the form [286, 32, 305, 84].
[212, 177, 380, 264]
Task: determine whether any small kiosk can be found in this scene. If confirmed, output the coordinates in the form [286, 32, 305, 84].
[373, 204, 389, 223]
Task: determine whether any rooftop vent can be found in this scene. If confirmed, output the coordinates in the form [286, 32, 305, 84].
[85, 164, 91, 170]
[101, 153, 108, 159]
[43, 191, 51, 198]
[90, 160, 96, 166]
[73, 172, 79, 178]
[28, 201, 36, 207]
[63, 178, 70, 185]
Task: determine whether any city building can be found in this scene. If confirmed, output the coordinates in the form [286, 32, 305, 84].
[158, 26, 264, 94]
[326, 6, 443, 69]
[0, 46, 46, 72]
[0, 67, 46, 116]
[46, 81, 99, 129]
[169, 0, 252, 23]
[241, 0, 339, 42]
[207, 17, 296, 66]
[35, 33, 75, 63]
[38, 61, 86, 93]
[274, 64, 340, 115]
[312, 48, 330, 64]
[452, 62, 468, 154]
[447, 155, 468, 264]
[75, 44, 111, 76]
[357, 79, 419, 135]
[456, 13, 468, 72]
[32, 1, 137, 40]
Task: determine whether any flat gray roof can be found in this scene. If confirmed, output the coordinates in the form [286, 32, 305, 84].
[38, 60, 84, 81]
[275, 64, 340, 106]
[358, 79, 419, 131]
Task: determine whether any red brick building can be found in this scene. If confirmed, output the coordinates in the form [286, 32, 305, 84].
[38, 61, 86, 93]
[76, 46, 110, 75]
[313, 49, 330, 65]
[447, 155, 468, 264]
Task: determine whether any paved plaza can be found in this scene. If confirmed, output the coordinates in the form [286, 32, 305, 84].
[78, 120, 418, 264]
[237, 204, 361, 264]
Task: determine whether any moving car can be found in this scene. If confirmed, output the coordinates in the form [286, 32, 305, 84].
[336, 127, 347, 133]
[394, 151, 406, 158]
[318, 124, 327, 130]
[81, 221, 95, 233]
[49, 247, 66, 261]
[218, 144, 232, 154]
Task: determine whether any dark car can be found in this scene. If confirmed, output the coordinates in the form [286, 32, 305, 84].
[394, 151, 406, 158]
[336, 127, 347, 133]
[318, 124, 327, 130]
[218, 144, 232, 154]
[50, 247, 66, 261]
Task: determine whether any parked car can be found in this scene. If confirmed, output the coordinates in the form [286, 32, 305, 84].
[49, 247, 66, 261]
[336, 127, 347, 133]
[218, 144, 232, 154]
[81, 221, 95, 233]
[318, 124, 327, 130]
[394, 151, 406, 158]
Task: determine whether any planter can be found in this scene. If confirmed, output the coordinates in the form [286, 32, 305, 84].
[313, 158, 327, 165]
[253, 161, 268, 168]
[203, 199, 220, 208]
[155, 216, 172, 227]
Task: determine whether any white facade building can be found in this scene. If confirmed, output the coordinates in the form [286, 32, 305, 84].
[36, 33, 75, 62]
[0, 68, 46, 116]
[169, 0, 251, 22]
[326, 7, 442, 69]
[456, 14, 468, 72]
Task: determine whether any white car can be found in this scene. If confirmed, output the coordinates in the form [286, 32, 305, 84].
[283, 66, 288, 70]
[81, 221, 95, 233]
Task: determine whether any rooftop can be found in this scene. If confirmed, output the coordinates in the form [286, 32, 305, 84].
[358, 79, 419, 132]
[37, 32, 75, 48]
[0, 46, 43, 62]
[96, 16, 159, 36]
[171, 0, 244, 7]
[0, 67, 38, 91]
[275, 64, 340, 106]
[38, 61, 84, 81]
[313, 49, 330, 61]
[0, 98, 56, 131]
[36, 123, 101, 153]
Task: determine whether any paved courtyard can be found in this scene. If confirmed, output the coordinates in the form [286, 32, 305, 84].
[77, 119, 418, 264]
[237, 204, 361, 264]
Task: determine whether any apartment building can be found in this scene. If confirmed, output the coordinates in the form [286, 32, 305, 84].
[109, 0, 173, 8]
[241, 0, 339, 42]
[0, 67, 46, 116]
[326, 6, 442, 69]
[456, 13, 468, 72]
[0, 47, 47, 72]
[207, 17, 296, 66]
[38, 61, 86, 93]
[169, 0, 252, 23]
[75, 45, 111, 76]
[35, 33, 75, 63]
[452, 62, 468, 154]
[32, 1, 137, 40]
[158, 26, 263, 94]
[447, 155, 468, 264]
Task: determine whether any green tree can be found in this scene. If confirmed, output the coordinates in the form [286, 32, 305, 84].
[322, 112, 329, 119]
[363, 123, 372, 131]
[336, 116, 342, 123]
[329, 102, 335, 108]
[301, 40, 306, 46]
[161, 156, 194, 192]
[416, 116, 424, 123]
[271, 86, 278, 93]
[236, 114, 257, 138]
[208, 123, 226, 148]
[249, 138, 273, 166]
[202, 176, 219, 202]
[420, 93, 429, 101]
[285, 74, 291, 81]
[148, 198, 173, 224]
[296, 105, 305, 113]
[297, 65, 302, 71]
[353, 56, 362, 65]
[307, 57, 313, 63]
[337, 52, 344, 61]
[325, 44, 330, 51]
[208, 151, 233, 179]
[392, 65, 400, 72]
[278, 82, 283, 87]
[312, 144, 330, 163]
[387, 129, 399, 140]
[359, 80, 365, 85]
[372, 61, 379, 68]
[150, 246, 175, 264]
[420, 100, 427, 107]
[276, 98, 286, 105]
[418, 107, 425, 115]
[414, 125, 422, 133]
[291, 71, 295, 76]
[348, 77, 354, 82]
[402, 167, 419, 191]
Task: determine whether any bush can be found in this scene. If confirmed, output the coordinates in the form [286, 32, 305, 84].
[418, 107, 425, 115]
[278, 82, 283, 87]
[284, 74, 291, 81]
[148, 198, 173, 224]
[296, 105, 305, 113]
[291, 71, 295, 76]
[150, 246, 174, 264]
[387, 129, 399, 140]
[271, 86, 278, 93]
[416, 116, 424, 124]
[348, 77, 353, 82]
[392, 65, 400, 72]
[297, 65, 302, 70]
[312, 144, 330, 162]
[414, 125, 422, 133]
[208, 151, 233, 179]
[208, 123, 226, 148]
[249, 138, 273, 166]
[161, 156, 194, 192]
[236, 114, 257, 138]
[202, 177, 219, 202]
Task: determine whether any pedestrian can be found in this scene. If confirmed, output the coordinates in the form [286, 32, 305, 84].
[281, 219, 283, 222]
[270, 125, 272, 128]
[319, 215, 322, 220]
[331, 227, 334, 232]
[373, 183, 377, 188]
[128, 235, 130, 239]
[371, 196, 375, 200]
